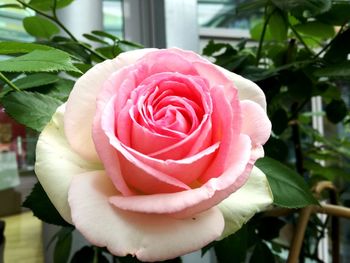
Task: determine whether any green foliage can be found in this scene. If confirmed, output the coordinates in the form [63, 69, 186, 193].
[22, 182, 72, 227]
[54, 227, 74, 263]
[256, 157, 319, 208]
[23, 16, 60, 39]
[1, 91, 62, 131]
[28, 0, 74, 11]
[0, 50, 80, 73]
[70, 246, 109, 263]
[0, 73, 59, 97]
[0, 41, 54, 54]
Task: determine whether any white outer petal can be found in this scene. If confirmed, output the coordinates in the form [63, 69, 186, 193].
[64, 49, 157, 162]
[218, 66, 267, 111]
[35, 104, 102, 223]
[218, 166, 273, 238]
[68, 171, 225, 262]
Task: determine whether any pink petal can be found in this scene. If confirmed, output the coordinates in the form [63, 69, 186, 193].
[198, 85, 240, 183]
[240, 100, 271, 146]
[68, 171, 225, 262]
[217, 66, 267, 110]
[99, 95, 191, 193]
[64, 49, 155, 162]
[110, 134, 252, 216]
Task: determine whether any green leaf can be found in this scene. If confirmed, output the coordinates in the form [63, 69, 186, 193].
[54, 227, 74, 263]
[214, 226, 250, 263]
[295, 21, 335, 39]
[264, 138, 289, 162]
[44, 78, 75, 101]
[22, 182, 72, 226]
[256, 217, 285, 240]
[325, 99, 348, 124]
[256, 157, 319, 208]
[249, 242, 275, 263]
[1, 91, 62, 131]
[268, 10, 288, 41]
[0, 50, 81, 73]
[91, 30, 119, 41]
[324, 28, 350, 63]
[70, 246, 109, 263]
[82, 33, 109, 45]
[271, 108, 288, 135]
[0, 41, 54, 55]
[313, 61, 350, 78]
[316, 2, 350, 25]
[0, 73, 59, 97]
[28, 0, 74, 11]
[23, 16, 60, 39]
[0, 4, 22, 9]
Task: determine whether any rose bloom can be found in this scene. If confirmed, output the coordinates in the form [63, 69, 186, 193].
[35, 48, 273, 262]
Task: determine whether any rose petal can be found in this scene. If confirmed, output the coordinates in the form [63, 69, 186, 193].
[109, 134, 252, 216]
[240, 100, 272, 146]
[68, 171, 225, 262]
[35, 104, 101, 223]
[65, 49, 156, 161]
[218, 166, 273, 238]
[217, 66, 267, 110]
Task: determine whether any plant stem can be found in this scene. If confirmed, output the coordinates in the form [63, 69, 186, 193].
[290, 103, 305, 177]
[16, 0, 108, 61]
[256, 5, 271, 65]
[0, 72, 20, 92]
[288, 21, 314, 55]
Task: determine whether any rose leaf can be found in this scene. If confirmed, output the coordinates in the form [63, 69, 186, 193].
[1, 91, 62, 131]
[256, 157, 319, 208]
[23, 182, 72, 227]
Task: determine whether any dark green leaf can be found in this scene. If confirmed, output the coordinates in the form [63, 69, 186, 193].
[0, 73, 59, 97]
[0, 41, 54, 55]
[91, 30, 119, 41]
[264, 137, 289, 162]
[313, 61, 350, 78]
[214, 225, 249, 263]
[249, 242, 275, 263]
[23, 16, 60, 39]
[44, 78, 75, 102]
[271, 108, 288, 135]
[118, 255, 182, 263]
[256, 217, 285, 240]
[324, 28, 350, 63]
[1, 91, 62, 131]
[295, 21, 335, 39]
[54, 227, 74, 263]
[256, 157, 319, 208]
[325, 99, 348, 124]
[83, 33, 109, 45]
[28, 0, 74, 11]
[22, 182, 72, 226]
[119, 40, 144, 49]
[70, 246, 109, 263]
[317, 2, 350, 25]
[0, 50, 81, 73]
[95, 46, 123, 59]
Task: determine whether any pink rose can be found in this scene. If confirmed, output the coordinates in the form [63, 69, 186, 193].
[35, 48, 273, 261]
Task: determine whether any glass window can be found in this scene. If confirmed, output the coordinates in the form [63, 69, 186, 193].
[0, 0, 34, 41]
[198, 0, 262, 30]
[103, 0, 123, 37]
